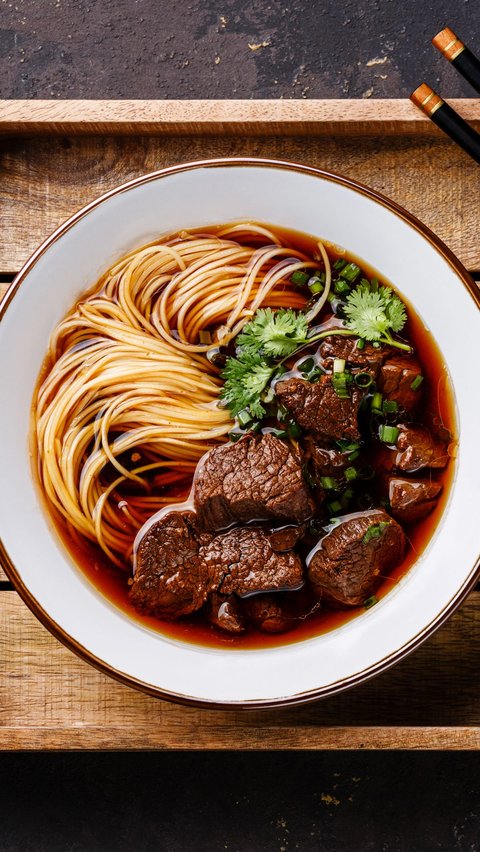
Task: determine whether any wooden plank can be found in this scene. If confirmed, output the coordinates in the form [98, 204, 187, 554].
[1, 99, 480, 137]
[2, 133, 480, 274]
[2, 591, 480, 749]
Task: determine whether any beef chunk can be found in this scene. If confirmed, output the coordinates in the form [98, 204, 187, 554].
[389, 478, 442, 523]
[303, 437, 350, 478]
[378, 355, 422, 412]
[396, 425, 449, 472]
[203, 526, 304, 598]
[268, 525, 306, 552]
[319, 335, 386, 376]
[130, 512, 215, 618]
[131, 513, 303, 623]
[275, 376, 363, 442]
[308, 510, 406, 607]
[194, 433, 313, 531]
[245, 595, 294, 634]
[208, 593, 246, 634]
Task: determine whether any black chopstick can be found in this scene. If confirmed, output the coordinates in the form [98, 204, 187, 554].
[410, 83, 480, 165]
[433, 27, 480, 96]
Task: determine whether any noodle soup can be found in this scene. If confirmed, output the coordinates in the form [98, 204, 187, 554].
[33, 222, 455, 649]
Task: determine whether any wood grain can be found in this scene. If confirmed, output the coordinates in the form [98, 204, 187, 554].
[2, 99, 480, 137]
[2, 591, 480, 749]
[1, 104, 480, 749]
[2, 132, 480, 274]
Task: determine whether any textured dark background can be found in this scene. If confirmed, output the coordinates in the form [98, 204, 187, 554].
[2, 1, 480, 850]
[1, 0, 480, 99]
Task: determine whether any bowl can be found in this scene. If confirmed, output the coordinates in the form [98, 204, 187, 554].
[1, 157, 479, 708]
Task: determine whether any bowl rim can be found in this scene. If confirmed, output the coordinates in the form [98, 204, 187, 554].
[1, 155, 479, 710]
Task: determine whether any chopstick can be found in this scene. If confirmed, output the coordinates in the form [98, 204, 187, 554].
[432, 27, 480, 95]
[410, 83, 480, 165]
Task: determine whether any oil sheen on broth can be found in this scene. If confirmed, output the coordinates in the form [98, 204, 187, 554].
[34, 222, 456, 650]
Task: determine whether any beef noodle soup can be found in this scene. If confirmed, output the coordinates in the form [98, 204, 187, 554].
[33, 222, 455, 649]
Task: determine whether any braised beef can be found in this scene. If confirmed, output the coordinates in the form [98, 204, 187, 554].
[130, 512, 215, 618]
[378, 354, 422, 412]
[245, 595, 293, 634]
[396, 425, 449, 472]
[389, 478, 442, 524]
[269, 525, 306, 552]
[319, 335, 386, 376]
[194, 432, 313, 531]
[205, 526, 304, 597]
[208, 593, 246, 634]
[131, 512, 303, 622]
[303, 437, 350, 478]
[275, 375, 363, 442]
[308, 510, 406, 607]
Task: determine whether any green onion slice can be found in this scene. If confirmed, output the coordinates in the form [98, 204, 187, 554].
[354, 372, 373, 388]
[320, 476, 339, 490]
[379, 424, 399, 444]
[291, 270, 310, 286]
[410, 374, 424, 391]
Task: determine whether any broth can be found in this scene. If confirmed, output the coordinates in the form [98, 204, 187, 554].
[34, 222, 456, 649]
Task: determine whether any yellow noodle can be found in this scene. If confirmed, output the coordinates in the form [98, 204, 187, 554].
[34, 223, 321, 567]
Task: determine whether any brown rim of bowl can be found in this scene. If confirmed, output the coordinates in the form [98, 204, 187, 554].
[1, 156, 479, 710]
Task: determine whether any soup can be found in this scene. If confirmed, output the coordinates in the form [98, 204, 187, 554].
[33, 222, 455, 649]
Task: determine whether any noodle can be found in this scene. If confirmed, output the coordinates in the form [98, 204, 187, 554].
[35, 223, 320, 567]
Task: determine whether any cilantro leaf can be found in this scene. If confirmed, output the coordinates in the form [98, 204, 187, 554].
[220, 352, 274, 418]
[343, 281, 410, 351]
[237, 308, 309, 358]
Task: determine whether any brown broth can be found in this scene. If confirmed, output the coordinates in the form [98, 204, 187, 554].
[35, 221, 457, 650]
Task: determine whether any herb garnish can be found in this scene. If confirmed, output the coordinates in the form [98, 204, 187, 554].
[236, 308, 309, 358]
[362, 521, 389, 544]
[343, 281, 409, 351]
[220, 279, 411, 420]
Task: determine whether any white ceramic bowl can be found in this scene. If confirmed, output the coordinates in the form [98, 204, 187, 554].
[1, 158, 479, 708]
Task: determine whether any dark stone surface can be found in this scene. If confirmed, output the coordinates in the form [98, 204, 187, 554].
[1, 751, 480, 851]
[1, 0, 480, 99]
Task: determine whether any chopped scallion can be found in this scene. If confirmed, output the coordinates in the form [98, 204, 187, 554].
[364, 595, 379, 609]
[237, 409, 252, 427]
[340, 262, 361, 283]
[348, 449, 360, 462]
[363, 521, 389, 544]
[299, 357, 315, 374]
[290, 270, 310, 286]
[320, 476, 339, 490]
[327, 499, 343, 514]
[336, 439, 360, 453]
[308, 276, 324, 295]
[410, 374, 424, 391]
[379, 424, 399, 444]
[333, 258, 347, 271]
[356, 338, 365, 350]
[372, 392, 383, 413]
[333, 358, 346, 374]
[354, 372, 373, 388]
[334, 279, 350, 296]
[331, 372, 351, 399]
[344, 466, 357, 481]
[307, 368, 322, 383]
[382, 399, 398, 414]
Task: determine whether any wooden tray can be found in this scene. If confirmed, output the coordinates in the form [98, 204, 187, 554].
[1, 99, 480, 750]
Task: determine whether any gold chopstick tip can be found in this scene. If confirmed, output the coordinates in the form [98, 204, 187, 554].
[432, 27, 465, 61]
[410, 83, 443, 117]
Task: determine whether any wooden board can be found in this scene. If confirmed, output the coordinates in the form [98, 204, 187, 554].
[1, 99, 480, 749]
[2, 591, 480, 750]
[2, 99, 480, 137]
